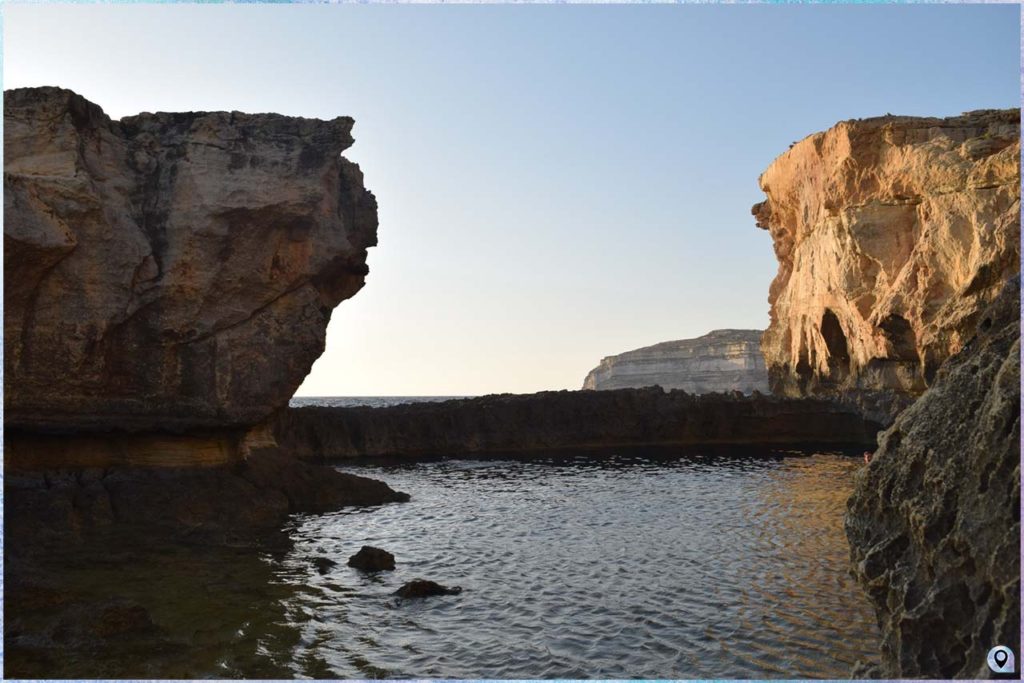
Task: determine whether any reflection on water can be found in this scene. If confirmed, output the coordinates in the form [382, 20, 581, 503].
[5, 450, 881, 679]
[282, 451, 881, 679]
[5, 535, 314, 678]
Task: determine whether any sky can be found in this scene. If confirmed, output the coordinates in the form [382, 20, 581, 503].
[3, 4, 1020, 396]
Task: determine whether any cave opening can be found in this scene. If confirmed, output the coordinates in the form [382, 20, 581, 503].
[878, 314, 920, 363]
[821, 309, 850, 383]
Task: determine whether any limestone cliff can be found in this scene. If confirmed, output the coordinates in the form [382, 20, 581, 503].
[3, 88, 406, 546]
[752, 109, 1019, 402]
[4, 87, 378, 433]
[582, 329, 769, 394]
[845, 276, 1020, 678]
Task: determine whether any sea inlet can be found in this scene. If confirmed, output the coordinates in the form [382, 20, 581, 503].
[8, 448, 881, 678]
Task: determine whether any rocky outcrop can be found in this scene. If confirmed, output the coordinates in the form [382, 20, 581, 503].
[582, 329, 769, 394]
[845, 276, 1020, 678]
[753, 110, 1020, 405]
[4, 446, 410, 550]
[3, 89, 407, 553]
[271, 387, 881, 460]
[348, 546, 396, 571]
[4, 87, 377, 433]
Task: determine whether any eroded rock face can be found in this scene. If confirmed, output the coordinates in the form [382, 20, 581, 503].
[4, 87, 377, 433]
[845, 276, 1020, 678]
[271, 387, 881, 460]
[582, 329, 769, 394]
[753, 109, 1019, 402]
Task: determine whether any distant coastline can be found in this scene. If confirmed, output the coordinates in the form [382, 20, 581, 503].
[290, 396, 473, 409]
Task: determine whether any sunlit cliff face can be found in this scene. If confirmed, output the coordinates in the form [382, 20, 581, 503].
[753, 109, 1020, 398]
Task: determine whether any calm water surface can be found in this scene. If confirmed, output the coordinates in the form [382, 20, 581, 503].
[8, 450, 880, 679]
[278, 451, 881, 678]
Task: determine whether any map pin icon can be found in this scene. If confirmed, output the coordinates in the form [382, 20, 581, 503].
[996, 650, 1009, 667]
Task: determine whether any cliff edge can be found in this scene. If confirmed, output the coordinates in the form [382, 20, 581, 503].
[582, 329, 769, 394]
[753, 109, 1019, 405]
[3, 88, 406, 545]
[4, 86, 378, 433]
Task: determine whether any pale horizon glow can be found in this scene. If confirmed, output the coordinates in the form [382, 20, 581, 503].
[4, 4, 1019, 396]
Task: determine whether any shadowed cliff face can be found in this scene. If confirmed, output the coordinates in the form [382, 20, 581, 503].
[271, 388, 881, 460]
[845, 276, 1020, 678]
[4, 87, 378, 433]
[753, 109, 1020, 403]
[582, 329, 769, 394]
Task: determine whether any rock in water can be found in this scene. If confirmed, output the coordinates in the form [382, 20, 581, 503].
[753, 110, 1020, 404]
[394, 580, 463, 599]
[313, 557, 338, 575]
[582, 329, 768, 393]
[347, 546, 396, 571]
[845, 276, 1020, 678]
[4, 87, 378, 433]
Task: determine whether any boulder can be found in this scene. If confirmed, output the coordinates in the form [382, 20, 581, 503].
[347, 546, 396, 571]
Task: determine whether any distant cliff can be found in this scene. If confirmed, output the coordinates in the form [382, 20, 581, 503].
[752, 109, 1019, 404]
[582, 329, 768, 394]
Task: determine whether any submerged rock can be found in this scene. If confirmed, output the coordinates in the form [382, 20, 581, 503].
[313, 558, 338, 575]
[753, 109, 1020, 408]
[582, 329, 769, 394]
[4, 87, 378, 434]
[347, 546, 396, 571]
[394, 580, 462, 599]
[845, 276, 1020, 678]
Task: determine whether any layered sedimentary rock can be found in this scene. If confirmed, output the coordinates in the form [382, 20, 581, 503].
[753, 109, 1020, 404]
[271, 388, 880, 460]
[582, 329, 768, 393]
[4, 87, 378, 433]
[3, 88, 406, 540]
[845, 276, 1020, 678]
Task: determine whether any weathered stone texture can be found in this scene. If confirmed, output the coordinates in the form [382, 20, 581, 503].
[4, 87, 377, 433]
[845, 276, 1020, 678]
[582, 329, 769, 394]
[272, 387, 880, 460]
[753, 109, 1019, 401]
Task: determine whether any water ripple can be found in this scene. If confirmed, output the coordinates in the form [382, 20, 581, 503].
[277, 451, 880, 678]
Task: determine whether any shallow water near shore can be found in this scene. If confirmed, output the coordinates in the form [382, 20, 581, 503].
[6, 450, 881, 679]
[282, 450, 881, 678]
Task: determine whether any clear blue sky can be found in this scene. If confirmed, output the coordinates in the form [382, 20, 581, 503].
[4, 4, 1020, 396]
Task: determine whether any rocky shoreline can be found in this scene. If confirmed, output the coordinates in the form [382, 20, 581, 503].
[4, 87, 1020, 679]
[845, 276, 1021, 678]
[270, 387, 882, 461]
